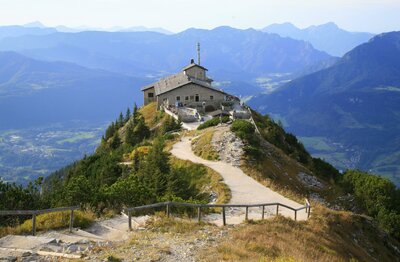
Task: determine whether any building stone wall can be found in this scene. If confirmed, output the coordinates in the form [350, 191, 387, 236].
[143, 87, 156, 105]
[157, 83, 226, 111]
[184, 66, 206, 80]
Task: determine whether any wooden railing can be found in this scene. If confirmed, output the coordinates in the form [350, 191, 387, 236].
[0, 206, 80, 236]
[125, 200, 311, 230]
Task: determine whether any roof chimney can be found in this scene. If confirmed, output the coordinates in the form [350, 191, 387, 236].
[190, 58, 195, 64]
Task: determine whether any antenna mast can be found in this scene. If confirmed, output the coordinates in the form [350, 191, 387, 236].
[197, 42, 201, 65]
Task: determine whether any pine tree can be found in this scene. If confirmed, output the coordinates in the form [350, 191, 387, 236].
[125, 121, 136, 146]
[125, 107, 131, 123]
[133, 103, 139, 119]
[117, 112, 124, 128]
[105, 122, 116, 140]
[110, 132, 121, 149]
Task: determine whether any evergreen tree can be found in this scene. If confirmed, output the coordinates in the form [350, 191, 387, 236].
[133, 103, 139, 119]
[110, 132, 121, 149]
[125, 121, 136, 146]
[125, 107, 131, 123]
[133, 117, 150, 142]
[117, 112, 124, 128]
[105, 122, 116, 140]
[139, 137, 170, 195]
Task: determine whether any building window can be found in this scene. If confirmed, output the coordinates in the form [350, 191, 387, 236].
[195, 94, 199, 102]
[190, 95, 194, 101]
[148, 92, 154, 98]
[176, 96, 181, 101]
[210, 95, 214, 100]
[185, 96, 189, 101]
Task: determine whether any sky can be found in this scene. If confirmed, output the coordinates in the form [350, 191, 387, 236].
[0, 0, 399, 33]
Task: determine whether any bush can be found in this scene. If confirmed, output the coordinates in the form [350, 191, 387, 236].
[341, 170, 400, 239]
[230, 120, 257, 143]
[197, 116, 230, 130]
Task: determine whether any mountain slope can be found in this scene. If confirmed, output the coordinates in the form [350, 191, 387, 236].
[0, 51, 148, 129]
[0, 25, 56, 41]
[0, 27, 332, 77]
[262, 22, 374, 56]
[250, 31, 400, 185]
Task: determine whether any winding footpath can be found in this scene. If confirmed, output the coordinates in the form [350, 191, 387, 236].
[170, 136, 308, 223]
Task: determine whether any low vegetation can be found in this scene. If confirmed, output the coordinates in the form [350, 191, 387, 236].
[0, 102, 229, 234]
[197, 116, 230, 130]
[0, 210, 95, 237]
[200, 205, 400, 262]
[191, 129, 219, 160]
[341, 170, 400, 238]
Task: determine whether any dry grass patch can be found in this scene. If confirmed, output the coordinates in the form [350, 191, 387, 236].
[200, 205, 400, 262]
[0, 210, 95, 237]
[192, 129, 219, 160]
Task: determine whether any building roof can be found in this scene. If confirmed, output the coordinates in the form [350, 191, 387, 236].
[141, 60, 238, 99]
[182, 63, 208, 71]
[141, 71, 227, 96]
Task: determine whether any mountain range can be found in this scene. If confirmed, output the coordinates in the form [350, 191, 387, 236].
[250, 31, 400, 185]
[0, 26, 332, 78]
[262, 22, 374, 56]
[0, 51, 147, 129]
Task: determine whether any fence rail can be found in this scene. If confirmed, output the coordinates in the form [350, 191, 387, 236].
[125, 199, 311, 230]
[0, 206, 80, 236]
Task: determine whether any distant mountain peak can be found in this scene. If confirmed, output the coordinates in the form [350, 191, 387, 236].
[23, 21, 46, 28]
[315, 22, 339, 29]
[262, 21, 374, 56]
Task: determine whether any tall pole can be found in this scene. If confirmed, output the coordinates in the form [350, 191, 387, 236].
[197, 42, 201, 65]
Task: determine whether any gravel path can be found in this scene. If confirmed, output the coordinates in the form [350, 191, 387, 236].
[170, 136, 307, 221]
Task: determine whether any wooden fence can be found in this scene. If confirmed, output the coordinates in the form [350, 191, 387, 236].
[0, 206, 80, 236]
[125, 199, 311, 230]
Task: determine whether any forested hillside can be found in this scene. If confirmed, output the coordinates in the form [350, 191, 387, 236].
[1, 103, 399, 249]
[250, 31, 400, 185]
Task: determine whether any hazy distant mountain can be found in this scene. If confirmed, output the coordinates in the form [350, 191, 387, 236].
[23, 21, 47, 28]
[0, 51, 148, 129]
[262, 22, 374, 56]
[0, 26, 332, 78]
[250, 32, 400, 185]
[54, 25, 173, 34]
[118, 26, 173, 34]
[0, 25, 56, 41]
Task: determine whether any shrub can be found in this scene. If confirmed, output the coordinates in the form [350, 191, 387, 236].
[197, 116, 230, 130]
[230, 120, 257, 143]
[342, 170, 400, 239]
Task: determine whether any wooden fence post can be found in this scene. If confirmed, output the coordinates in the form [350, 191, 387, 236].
[245, 206, 249, 221]
[294, 210, 297, 221]
[128, 210, 132, 231]
[32, 213, 36, 236]
[69, 209, 74, 232]
[276, 204, 279, 216]
[308, 206, 311, 219]
[261, 205, 265, 220]
[197, 207, 201, 223]
[222, 207, 226, 226]
[166, 204, 170, 218]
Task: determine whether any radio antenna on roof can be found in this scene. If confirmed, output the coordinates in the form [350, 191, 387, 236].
[197, 42, 201, 65]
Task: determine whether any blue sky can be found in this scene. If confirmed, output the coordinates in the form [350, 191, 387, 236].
[0, 0, 399, 33]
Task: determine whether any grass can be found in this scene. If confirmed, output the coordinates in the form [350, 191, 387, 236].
[0, 210, 95, 237]
[200, 205, 400, 262]
[170, 157, 231, 204]
[145, 214, 206, 234]
[191, 129, 219, 161]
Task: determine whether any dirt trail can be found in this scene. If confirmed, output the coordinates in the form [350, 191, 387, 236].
[170, 136, 307, 223]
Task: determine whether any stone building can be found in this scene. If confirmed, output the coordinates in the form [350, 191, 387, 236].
[141, 59, 237, 112]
